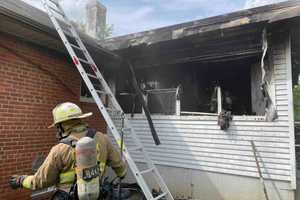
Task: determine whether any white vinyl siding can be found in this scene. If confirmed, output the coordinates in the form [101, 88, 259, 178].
[125, 116, 291, 181]
[109, 34, 295, 186]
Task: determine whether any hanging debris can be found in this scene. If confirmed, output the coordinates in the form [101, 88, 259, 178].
[218, 111, 233, 130]
[260, 28, 278, 121]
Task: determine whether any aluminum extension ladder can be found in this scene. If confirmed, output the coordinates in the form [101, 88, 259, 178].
[43, 1, 174, 200]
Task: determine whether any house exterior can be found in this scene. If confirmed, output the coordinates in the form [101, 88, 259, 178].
[0, 1, 300, 200]
[102, 1, 300, 200]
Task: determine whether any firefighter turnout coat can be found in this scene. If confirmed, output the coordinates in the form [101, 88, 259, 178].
[22, 124, 127, 190]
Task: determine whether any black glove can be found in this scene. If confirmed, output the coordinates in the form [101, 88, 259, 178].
[9, 175, 26, 189]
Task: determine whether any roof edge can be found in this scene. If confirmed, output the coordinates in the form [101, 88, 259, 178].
[103, 0, 300, 49]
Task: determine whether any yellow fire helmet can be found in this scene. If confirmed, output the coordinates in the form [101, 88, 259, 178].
[48, 102, 92, 128]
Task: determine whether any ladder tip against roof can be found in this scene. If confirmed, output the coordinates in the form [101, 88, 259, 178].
[43, 1, 174, 200]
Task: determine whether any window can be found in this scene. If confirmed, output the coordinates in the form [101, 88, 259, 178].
[146, 87, 181, 115]
[80, 76, 105, 103]
[80, 73, 116, 105]
[116, 56, 269, 116]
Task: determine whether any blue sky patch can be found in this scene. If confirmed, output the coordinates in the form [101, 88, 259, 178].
[21, 0, 285, 36]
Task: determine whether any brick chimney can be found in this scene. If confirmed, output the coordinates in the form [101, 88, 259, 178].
[86, 0, 107, 39]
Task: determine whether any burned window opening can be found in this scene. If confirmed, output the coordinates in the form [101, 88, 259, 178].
[116, 55, 267, 116]
[145, 87, 181, 115]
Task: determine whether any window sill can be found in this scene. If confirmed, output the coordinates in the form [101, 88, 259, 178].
[233, 115, 265, 121]
[126, 113, 266, 121]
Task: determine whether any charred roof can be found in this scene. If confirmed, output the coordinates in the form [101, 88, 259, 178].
[1, 0, 300, 69]
[103, 0, 300, 51]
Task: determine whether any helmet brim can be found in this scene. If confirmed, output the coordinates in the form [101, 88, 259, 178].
[48, 112, 93, 128]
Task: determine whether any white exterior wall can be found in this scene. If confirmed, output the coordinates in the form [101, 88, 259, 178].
[126, 115, 291, 179]
[108, 32, 297, 199]
[293, 27, 300, 199]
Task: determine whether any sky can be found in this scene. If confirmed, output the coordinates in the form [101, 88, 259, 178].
[20, 0, 286, 37]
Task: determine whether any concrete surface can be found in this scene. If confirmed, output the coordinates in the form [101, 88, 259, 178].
[106, 164, 296, 200]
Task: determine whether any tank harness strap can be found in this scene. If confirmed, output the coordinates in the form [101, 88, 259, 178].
[86, 128, 97, 138]
[59, 128, 99, 180]
[59, 128, 98, 198]
[58, 128, 105, 185]
[59, 137, 77, 147]
[59, 128, 96, 146]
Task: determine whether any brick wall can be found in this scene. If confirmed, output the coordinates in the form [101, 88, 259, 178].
[0, 33, 107, 200]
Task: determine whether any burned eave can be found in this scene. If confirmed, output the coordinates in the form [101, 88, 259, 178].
[103, 1, 300, 51]
[102, 0, 300, 69]
[111, 23, 265, 69]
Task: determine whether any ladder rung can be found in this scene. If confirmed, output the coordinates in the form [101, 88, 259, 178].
[96, 90, 109, 95]
[153, 192, 167, 200]
[65, 32, 79, 41]
[48, 0, 59, 7]
[53, 18, 73, 31]
[106, 107, 121, 113]
[140, 167, 154, 175]
[78, 58, 92, 65]
[70, 44, 85, 52]
[60, 28, 73, 36]
[87, 73, 98, 79]
[49, 6, 65, 17]
[57, 19, 72, 28]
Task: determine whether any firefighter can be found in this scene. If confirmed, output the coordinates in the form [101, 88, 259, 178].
[9, 102, 127, 199]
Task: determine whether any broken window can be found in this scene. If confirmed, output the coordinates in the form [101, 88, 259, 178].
[146, 87, 181, 115]
[116, 55, 269, 116]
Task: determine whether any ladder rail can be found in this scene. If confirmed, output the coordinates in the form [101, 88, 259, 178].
[43, 1, 174, 200]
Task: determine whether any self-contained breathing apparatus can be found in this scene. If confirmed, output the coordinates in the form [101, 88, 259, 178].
[53, 128, 100, 200]
[53, 127, 134, 200]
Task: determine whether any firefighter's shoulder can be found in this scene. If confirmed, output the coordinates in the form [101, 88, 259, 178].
[49, 142, 73, 158]
[94, 131, 113, 146]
